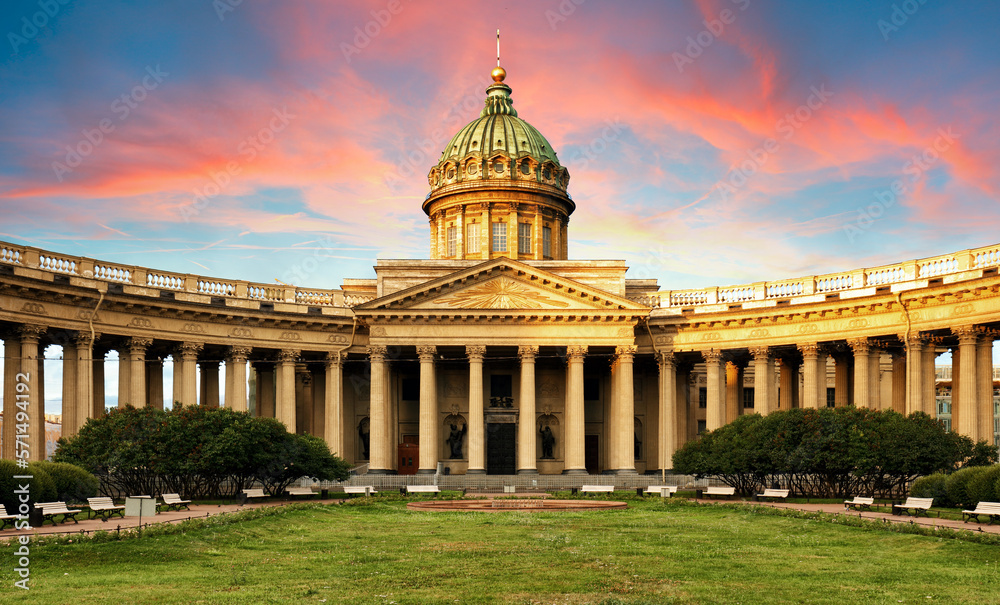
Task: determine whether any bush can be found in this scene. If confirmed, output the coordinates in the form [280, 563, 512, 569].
[34, 461, 99, 503]
[910, 473, 950, 507]
[0, 460, 57, 515]
[946, 466, 988, 508]
[966, 465, 1000, 506]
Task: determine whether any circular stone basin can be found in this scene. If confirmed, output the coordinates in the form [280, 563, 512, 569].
[407, 499, 627, 512]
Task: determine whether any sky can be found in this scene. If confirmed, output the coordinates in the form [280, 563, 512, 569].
[1, 1, 999, 412]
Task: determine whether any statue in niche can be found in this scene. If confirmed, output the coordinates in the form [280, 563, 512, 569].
[358, 423, 370, 459]
[446, 423, 467, 459]
[540, 425, 555, 459]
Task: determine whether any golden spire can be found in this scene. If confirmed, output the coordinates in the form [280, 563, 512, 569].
[491, 28, 506, 83]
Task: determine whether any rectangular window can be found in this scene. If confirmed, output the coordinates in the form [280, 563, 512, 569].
[492, 222, 507, 252]
[446, 226, 457, 257]
[518, 222, 531, 254]
[697, 420, 707, 434]
[826, 387, 836, 408]
[698, 387, 707, 409]
[467, 223, 480, 254]
[543, 226, 552, 258]
[743, 388, 755, 408]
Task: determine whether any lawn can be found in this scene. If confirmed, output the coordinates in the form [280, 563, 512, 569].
[5, 498, 1000, 604]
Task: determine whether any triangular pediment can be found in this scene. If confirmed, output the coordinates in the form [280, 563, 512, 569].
[354, 258, 649, 313]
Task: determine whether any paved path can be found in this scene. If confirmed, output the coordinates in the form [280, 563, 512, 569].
[0, 498, 345, 542]
[695, 498, 1000, 535]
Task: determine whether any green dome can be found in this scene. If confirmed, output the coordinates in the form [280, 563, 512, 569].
[429, 77, 569, 193]
[439, 83, 561, 166]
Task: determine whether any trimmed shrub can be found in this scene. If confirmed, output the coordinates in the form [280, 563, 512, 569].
[966, 465, 1000, 506]
[946, 466, 988, 508]
[34, 461, 99, 503]
[910, 472, 950, 507]
[0, 460, 57, 515]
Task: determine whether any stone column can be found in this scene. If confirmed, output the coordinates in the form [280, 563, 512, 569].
[868, 345, 882, 410]
[224, 346, 251, 412]
[61, 338, 79, 436]
[72, 333, 95, 435]
[904, 334, 925, 415]
[297, 368, 313, 435]
[127, 337, 152, 407]
[19, 324, 46, 462]
[174, 343, 202, 406]
[324, 352, 344, 456]
[799, 344, 824, 409]
[92, 349, 106, 419]
[466, 345, 486, 474]
[833, 352, 851, 408]
[517, 345, 539, 474]
[1, 334, 21, 460]
[777, 356, 799, 410]
[657, 351, 677, 472]
[563, 345, 587, 475]
[704, 350, 725, 430]
[199, 360, 220, 408]
[257, 362, 276, 418]
[750, 347, 773, 415]
[848, 338, 870, 409]
[611, 345, 637, 475]
[954, 327, 979, 441]
[978, 334, 995, 445]
[417, 345, 438, 474]
[890, 352, 906, 413]
[146, 357, 163, 410]
[117, 344, 131, 407]
[368, 346, 391, 474]
[922, 344, 938, 416]
[950, 345, 962, 430]
[275, 349, 299, 432]
[725, 360, 744, 422]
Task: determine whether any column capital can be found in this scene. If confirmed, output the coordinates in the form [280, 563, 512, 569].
[17, 324, 46, 342]
[227, 345, 252, 362]
[702, 349, 723, 364]
[367, 345, 388, 362]
[73, 331, 100, 348]
[176, 342, 204, 360]
[127, 337, 153, 352]
[325, 350, 344, 366]
[278, 349, 300, 364]
[416, 345, 437, 362]
[656, 350, 675, 367]
[900, 332, 926, 349]
[797, 343, 819, 359]
[749, 346, 770, 361]
[847, 337, 870, 355]
[466, 345, 486, 361]
[518, 345, 539, 360]
[566, 345, 588, 360]
[615, 345, 637, 362]
[952, 325, 981, 345]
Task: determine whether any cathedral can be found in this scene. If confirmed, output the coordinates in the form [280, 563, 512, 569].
[1, 64, 999, 475]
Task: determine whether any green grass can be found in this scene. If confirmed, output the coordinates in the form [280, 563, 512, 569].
[5, 499, 1000, 604]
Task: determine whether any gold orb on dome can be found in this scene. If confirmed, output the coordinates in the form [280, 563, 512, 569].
[491, 66, 507, 82]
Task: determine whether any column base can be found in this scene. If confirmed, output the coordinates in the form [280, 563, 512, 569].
[516, 469, 539, 475]
[465, 469, 487, 475]
[562, 468, 588, 476]
[612, 468, 639, 476]
[416, 469, 437, 475]
[367, 469, 396, 475]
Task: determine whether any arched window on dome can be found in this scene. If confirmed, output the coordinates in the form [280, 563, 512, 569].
[519, 159, 531, 177]
[467, 161, 478, 177]
[491, 156, 506, 178]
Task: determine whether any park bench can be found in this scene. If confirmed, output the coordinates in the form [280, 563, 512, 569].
[0, 504, 18, 530]
[160, 493, 191, 511]
[34, 501, 83, 525]
[756, 489, 790, 501]
[87, 497, 125, 520]
[343, 486, 378, 496]
[963, 501, 1000, 524]
[702, 486, 736, 499]
[581, 485, 615, 494]
[843, 496, 875, 511]
[241, 488, 269, 504]
[643, 485, 678, 497]
[404, 485, 441, 494]
[286, 487, 317, 498]
[892, 497, 934, 517]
